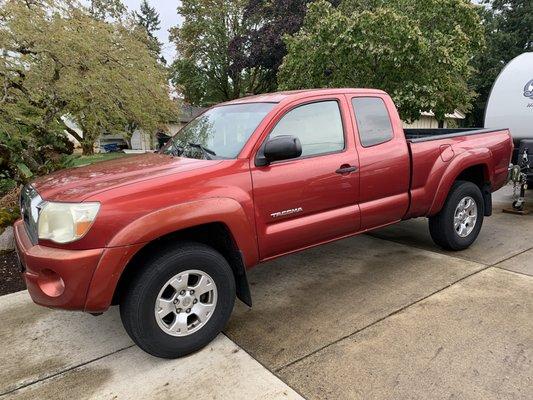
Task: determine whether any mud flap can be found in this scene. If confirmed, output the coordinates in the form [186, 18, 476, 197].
[235, 251, 252, 307]
[482, 183, 492, 216]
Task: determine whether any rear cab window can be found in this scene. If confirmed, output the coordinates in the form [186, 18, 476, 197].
[351, 97, 394, 147]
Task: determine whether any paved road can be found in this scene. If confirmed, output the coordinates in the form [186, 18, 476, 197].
[1, 187, 532, 399]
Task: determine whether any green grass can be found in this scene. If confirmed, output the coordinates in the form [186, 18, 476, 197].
[71, 152, 132, 167]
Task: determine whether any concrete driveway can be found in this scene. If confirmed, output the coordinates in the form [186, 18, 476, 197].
[1, 187, 532, 399]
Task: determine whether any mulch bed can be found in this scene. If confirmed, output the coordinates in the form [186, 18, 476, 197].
[0, 251, 26, 296]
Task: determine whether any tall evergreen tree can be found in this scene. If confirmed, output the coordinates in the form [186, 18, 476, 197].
[135, 0, 165, 64]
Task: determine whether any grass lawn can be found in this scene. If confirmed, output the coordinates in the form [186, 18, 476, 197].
[71, 152, 133, 167]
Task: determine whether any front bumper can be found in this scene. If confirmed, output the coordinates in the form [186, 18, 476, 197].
[14, 220, 104, 310]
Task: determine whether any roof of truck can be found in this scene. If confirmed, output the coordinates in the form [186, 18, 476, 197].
[223, 88, 387, 105]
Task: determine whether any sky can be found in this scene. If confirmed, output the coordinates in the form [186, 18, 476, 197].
[123, 0, 182, 63]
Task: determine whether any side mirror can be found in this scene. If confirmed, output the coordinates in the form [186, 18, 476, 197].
[257, 135, 302, 166]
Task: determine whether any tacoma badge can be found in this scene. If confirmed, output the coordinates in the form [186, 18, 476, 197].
[270, 207, 303, 218]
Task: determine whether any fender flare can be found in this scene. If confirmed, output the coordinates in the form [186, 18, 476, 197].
[107, 197, 258, 264]
[85, 198, 258, 312]
[428, 149, 492, 216]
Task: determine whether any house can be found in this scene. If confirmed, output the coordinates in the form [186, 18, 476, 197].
[403, 110, 466, 129]
[113, 105, 206, 152]
[64, 105, 205, 153]
[166, 104, 206, 136]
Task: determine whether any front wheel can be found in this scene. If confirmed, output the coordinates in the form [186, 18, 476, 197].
[429, 181, 484, 251]
[120, 242, 236, 358]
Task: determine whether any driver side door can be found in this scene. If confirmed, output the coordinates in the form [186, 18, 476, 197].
[250, 96, 361, 260]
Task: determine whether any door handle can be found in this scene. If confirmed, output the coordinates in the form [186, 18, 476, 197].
[335, 165, 358, 174]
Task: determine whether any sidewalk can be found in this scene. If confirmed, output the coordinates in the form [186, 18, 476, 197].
[0, 291, 303, 400]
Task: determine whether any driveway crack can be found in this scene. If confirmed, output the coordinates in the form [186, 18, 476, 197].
[276, 264, 493, 373]
[0, 345, 135, 397]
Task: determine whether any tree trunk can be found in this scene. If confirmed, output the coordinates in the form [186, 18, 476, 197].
[81, 141, 95, 155]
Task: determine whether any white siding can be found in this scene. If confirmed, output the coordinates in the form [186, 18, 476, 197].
[403, 116, 449, 129]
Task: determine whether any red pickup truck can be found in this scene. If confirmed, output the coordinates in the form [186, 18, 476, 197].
[15, 88, 512, 358]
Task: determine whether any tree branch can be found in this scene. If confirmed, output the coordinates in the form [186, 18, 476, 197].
[0, 78, 9, 105]
[61, 120, 83, 143]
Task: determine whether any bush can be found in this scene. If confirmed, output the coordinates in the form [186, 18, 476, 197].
[0, 187, 20, 231]
[0, 128, 75, 188]
[0, 176, 16, 198]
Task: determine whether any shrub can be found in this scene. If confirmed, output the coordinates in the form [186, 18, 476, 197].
[0, 187, 20, 232]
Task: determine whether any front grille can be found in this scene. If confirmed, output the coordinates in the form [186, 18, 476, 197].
[20, 185, 42, 245]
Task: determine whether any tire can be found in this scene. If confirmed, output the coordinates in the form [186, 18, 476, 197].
[120, 242, 236, 358]
[429, 181, 484, 251]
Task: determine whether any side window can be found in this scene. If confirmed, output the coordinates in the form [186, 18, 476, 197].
[270, 101, 344, 157]
[352, 97, 394, 147]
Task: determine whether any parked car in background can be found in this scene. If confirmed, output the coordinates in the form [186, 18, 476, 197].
[15, 89, 513, 358]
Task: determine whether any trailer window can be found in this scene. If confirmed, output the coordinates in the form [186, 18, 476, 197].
[352, 97, 394, 147]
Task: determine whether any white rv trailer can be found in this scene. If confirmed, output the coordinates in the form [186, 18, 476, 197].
[485, 52, 533, 143]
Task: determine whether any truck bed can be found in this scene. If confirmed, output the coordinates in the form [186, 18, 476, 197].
[404, 127, 513, 219]
[404, 128, 502, 142]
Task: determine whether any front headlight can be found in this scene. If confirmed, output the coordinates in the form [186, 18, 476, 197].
[38, 202, 100, 243]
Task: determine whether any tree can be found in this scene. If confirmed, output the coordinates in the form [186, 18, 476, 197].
[170, 0, 257, 106]
[467, 0, 533, 126]
[135, 0, 165, 64]
[278, 0, 485, 123]
[0, 0, 177, 156]
[89, 0, 126, 20]
[229, 0, 340, 94]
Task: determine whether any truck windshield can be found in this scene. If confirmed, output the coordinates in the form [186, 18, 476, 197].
[161, 102, 276, 159]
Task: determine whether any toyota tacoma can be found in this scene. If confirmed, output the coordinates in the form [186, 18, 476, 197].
[15, 89, 513, 358]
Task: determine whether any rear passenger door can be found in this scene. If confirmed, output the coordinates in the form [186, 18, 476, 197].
[251, 96, 361, 260]
[349, 95, 410, 229]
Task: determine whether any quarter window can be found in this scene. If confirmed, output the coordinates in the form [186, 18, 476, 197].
[269, 101, 345, 157]
[352, 97, 394, 147]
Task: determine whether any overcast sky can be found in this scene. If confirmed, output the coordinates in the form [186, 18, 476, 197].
[123, 0, 182, 63]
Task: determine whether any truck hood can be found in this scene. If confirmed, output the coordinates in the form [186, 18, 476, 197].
[32, 153, 217, 202]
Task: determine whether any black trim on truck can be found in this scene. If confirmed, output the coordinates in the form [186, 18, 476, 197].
[405, 128, 507, 143]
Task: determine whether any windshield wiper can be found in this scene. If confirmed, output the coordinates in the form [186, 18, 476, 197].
[187, 142, 217, 159]
[166, 143, 184, 157]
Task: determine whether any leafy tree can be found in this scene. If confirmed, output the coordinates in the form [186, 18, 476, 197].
[89, 0, 126, 20]
[135, 0, 165, 64]
[278, 0, 485, 123]
[467, 0, 533, 126]
[0, 0, 177, 158]
[170, 0, 258, 106]
[229, 0, 340, 93]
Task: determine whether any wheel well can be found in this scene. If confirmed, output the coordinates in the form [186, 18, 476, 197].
[112, 222, 252, 307]
[455, 164, 488, 188]
[455, 164, 492, 216]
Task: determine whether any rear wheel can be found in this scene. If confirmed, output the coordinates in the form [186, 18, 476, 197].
[120, 242, 235, 358]
[429, 181, 484, 251]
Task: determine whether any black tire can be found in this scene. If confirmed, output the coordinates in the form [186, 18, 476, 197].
[429, 181, 484, 251]
[120, 242, 236, 358]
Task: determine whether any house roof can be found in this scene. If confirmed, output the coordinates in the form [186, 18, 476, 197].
[178, 104, 205, 123]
